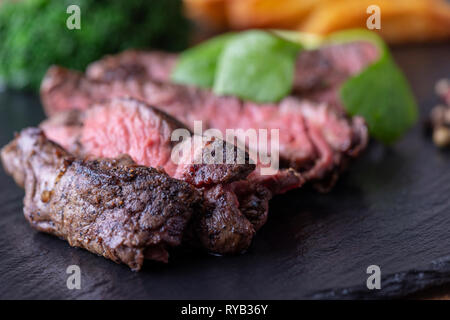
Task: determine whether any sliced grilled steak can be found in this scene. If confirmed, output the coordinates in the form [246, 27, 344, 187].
[86, 50, 177, 84]
[429, 79, 450, 148]
[198, 184, 254, 254]
[41, 98, 273, 255]
[1, 128, 202, 270]
[81, 97, 255, 184]
[2, 42, 378, 267]
[41, 65, 367, 189]
[293, 41, 379, 110]
[83, 42, 379, 110]
[40, 109, 84, 154]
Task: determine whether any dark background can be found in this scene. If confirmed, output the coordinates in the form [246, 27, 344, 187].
[0, 43, 449, 299]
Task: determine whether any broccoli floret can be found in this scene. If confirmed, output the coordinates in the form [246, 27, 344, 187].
[0, 0, 190, 91]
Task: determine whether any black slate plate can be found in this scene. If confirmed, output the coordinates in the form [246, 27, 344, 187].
[0, 44, 449, 300]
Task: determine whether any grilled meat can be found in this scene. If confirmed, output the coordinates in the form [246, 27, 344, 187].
[41, 63, 367, 190]
[1, 128, 202, 270]
[86, 50, 177, 84]
[82, 42, 379, 110]
[41, 98, 274, 255]
[2, 42, 378, 269]
[293, 41, 379, 110]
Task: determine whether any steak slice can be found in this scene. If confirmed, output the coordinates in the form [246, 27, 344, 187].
[84, 42, 379, 110]
[40, 109, 84, 154]
[41, 98, 273, 255]
[86, 50, 177, 84]
[197, 184, 255, 254]
[41, 65, 367, 189]
[81, 97, 255, 184]
[1, 128, 202, 270]
[293, 41, 379, 110]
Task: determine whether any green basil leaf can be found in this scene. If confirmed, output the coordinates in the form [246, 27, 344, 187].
[340, 57, 418, 144]
[171, 28, 417, 144]
[328, 29, 418, 144]
[213, 30, 302, 103]
[171, 33, 235, 88]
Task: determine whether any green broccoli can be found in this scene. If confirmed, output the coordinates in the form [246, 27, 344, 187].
[0, 0, 190, 91]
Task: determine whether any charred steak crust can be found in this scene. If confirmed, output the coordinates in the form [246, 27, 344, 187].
[1, 128, 202, 270]
[197, 184, 255, 254]
[176, 136, 256, 188]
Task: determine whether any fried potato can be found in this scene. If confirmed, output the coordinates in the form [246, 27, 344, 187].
[301, 0, 426, 33]
[379, 11, 450, 43]
[226, 0, 320, 29]
[184, 0, 228, 28]
[300, 0, 450, 43]
[183, 0, 450, 43]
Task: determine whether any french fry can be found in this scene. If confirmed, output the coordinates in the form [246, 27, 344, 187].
[184, 0, 228, 28]
[226, 0, 320, 29]
[300, 0, 450, 43]
[301, 0, 428, 33]
[183, 0, 450, 43]
[429, 0, 450, 31]
[379, 11, 450, 43]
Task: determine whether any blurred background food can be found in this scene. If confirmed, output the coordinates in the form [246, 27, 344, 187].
[184, 0, 450, 43]
[429, 79, 450, 148]
[1, 0, 449, 92]
[0, 0, 190, 91]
